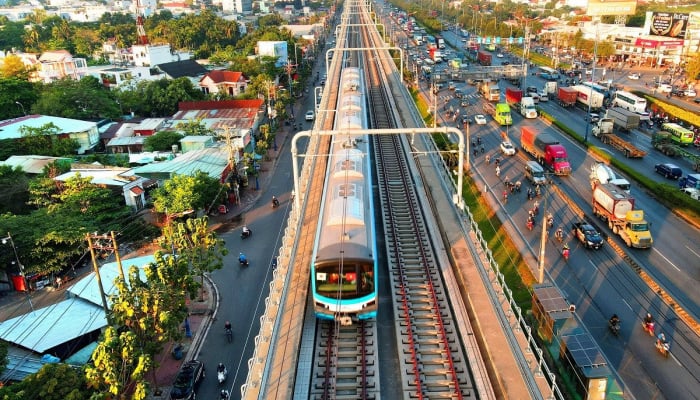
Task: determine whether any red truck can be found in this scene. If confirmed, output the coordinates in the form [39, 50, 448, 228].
[477, 50, 492, 66]
[505, 88, 523, 105]
[557, 87, 577, 108]
[520, 126, 571, 175]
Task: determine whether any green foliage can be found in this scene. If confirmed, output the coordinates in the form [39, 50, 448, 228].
[143, 130, 185, 152]
[0, 165, 30, 215]
[19, 123, 81, 157]
[130, 78, 205, 118]
[0, 363, 93, 400]
[33, 76, 120, 120]
[175, 119, 215, 136]
[151, 172, 225, 214]
[0, 77, 38, 119]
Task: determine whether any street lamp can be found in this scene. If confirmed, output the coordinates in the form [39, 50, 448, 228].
[15, 101, 26, 116]
[2, 232, 34, 311]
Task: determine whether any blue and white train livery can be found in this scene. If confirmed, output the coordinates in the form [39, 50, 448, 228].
[311, 67, 378, 324]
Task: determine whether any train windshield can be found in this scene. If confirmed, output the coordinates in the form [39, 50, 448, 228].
[315, 262, 374, 299]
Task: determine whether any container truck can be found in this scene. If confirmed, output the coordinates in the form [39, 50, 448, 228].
[520, 126, 571, 175]
[483, 102, 512, 125]
[591, 183, 653, 248]
[589, 162, 631, 193]
[505, 87, 522, 105]
[545, 81, 558, 94]
[606, 107, 640, 131]
[570, 85, 604, 110]
[436, 35, 445, 49]
[557, 87, 577, 108]
[477, 50, 492, 66]
[679, 173, 700, 189]
[519, 97, 538, 119]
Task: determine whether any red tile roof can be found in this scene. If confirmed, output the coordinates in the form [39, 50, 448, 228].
[202, 70, 245, 84]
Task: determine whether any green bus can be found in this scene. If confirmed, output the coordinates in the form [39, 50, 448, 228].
[662, 123, 694, 146]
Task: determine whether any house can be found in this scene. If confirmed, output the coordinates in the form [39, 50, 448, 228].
[0, 115, 99, 154]
[129, 143, 232, 184]
[199, 70, 248, 96]
[156, 59, 207, 80]
[105, 118, 168, 154]
[86, 65, 161, 89]
[0, 155, 72, 175]
[53, 167, 150, 210]
[35, 50, 88, 83]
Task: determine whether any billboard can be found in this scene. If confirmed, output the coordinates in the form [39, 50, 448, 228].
[586, 0, 636, 17]
[647, 12, 689, 39]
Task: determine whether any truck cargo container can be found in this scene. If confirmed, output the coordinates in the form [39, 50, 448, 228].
[477, 50, 492, 66]
[570, 85, 605, 110]
[545, 81, 558, 94]
[520, 126, 571, 175]
[505, 87, 523, 105]
[606, 107, 640, 131]
[592, 183, 653, 248]
[557, 87, 577, 107]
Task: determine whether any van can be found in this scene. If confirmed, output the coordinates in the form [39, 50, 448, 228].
[525, 161, 546, 185]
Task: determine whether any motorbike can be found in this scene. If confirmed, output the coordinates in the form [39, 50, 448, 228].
[562, 247, 570, 261]
[526, 219, 534, 231]
[220, 389, 230, 400]
[225, 327, 233, 343]
[217, 365, 228, 384]
[642, 321, 655, 336]
[272, 197, 280, 208]
[609, 320, 621, 336]
[656, 340, 670, 358]
[239, 258, 249, 267]
[241, 227, 252, 239]
[546, 216, 554, 229]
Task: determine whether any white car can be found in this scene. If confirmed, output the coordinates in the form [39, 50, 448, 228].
[682, 187, 699, 200]
[657, 84, 673, 93]
[496, 53, 504, 58]
[500, 141, 516, 156]
[474, 115, 487, 125]
[684, 89, 697, 97]
[305, 110, 315, 121]
[628, 73, 641, 80]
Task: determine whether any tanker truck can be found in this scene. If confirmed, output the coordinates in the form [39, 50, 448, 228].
[589, 162, 631, 193]
[591, 183, 653, 248]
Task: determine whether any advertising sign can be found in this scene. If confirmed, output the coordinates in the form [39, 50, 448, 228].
[586, 0, 636, 17]
[648, 12, 689, 38]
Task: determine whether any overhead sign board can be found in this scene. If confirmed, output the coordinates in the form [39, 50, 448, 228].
[586, 0, 636, 17]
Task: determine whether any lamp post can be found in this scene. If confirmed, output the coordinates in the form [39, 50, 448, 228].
[15, 101, 26, 116]
[2, 233, 34, 312]
[584, 19, 600, 144]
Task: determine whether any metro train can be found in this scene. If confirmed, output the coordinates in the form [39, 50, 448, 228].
[310, 67, 379, 325]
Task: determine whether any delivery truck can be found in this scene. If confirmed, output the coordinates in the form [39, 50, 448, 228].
[591, 183, 653, 248]
[477, 50, 492, 66]
[483, 102, 512, 125]
[606, 107, 640, 131]
[520, 126, 571, 175]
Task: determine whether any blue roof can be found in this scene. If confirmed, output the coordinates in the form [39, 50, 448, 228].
[0, 115, 97, 140]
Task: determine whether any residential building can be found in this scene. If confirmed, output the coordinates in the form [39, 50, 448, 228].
[54, 167, 150, 211]
[11, 50, 88, 83]
[0, 115, 99, 155]
[199, 70, 249, 96]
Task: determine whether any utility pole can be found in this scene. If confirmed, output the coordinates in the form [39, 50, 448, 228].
[86, 231, 125, 321]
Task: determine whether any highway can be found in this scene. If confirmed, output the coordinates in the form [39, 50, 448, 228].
[411, 23, 700, 399]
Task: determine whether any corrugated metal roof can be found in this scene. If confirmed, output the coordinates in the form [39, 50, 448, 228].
[0, 155, 72, 174]
[54, 168, 133, 187]
[1, 347, 47, 382]
[130, 145, 229, 180]
[0, 298, 106, 354]
[0, 115, 97, 140]
[107, 136, 146, 146]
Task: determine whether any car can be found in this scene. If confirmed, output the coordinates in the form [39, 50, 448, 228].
[628, 73, 641, 80]
[538, 90, 549, 101]
[502, 61, 510, 65]
[654, 163, 683, 179]
[305, 110, 315, 121]
[526, 86, 538, 94]
[657, 84, 673, 93]
[170, 360, 205, 400]
[448, 81, 456, 90]
[681, 187, 700, 200]
[572, 222, 604, 249]
[586, 113, 600, 124]
[460, 98, 470, 107]
[500, 141, 516, 156]
[474, 114, 487, 125]
[454, 88, 463, 98]
[496, 53, 504, 58]
[530, 93, 540, 103]
[694, 98, 700, 104]
[671, 87, 684, 97]
[684, 89, 696, 97]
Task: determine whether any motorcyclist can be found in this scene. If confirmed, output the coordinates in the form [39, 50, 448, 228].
[272, 196, 279, 207]
[224, 320, 232, 332]
[643, 313, 654, 333]
[656, 332, 669, 350]
[217, 363, 226, 373]
[242, 225, 251, 237]
[609, 314, 620, 326]
[221, 389, 230, 399]
[239, 252, 248, 264]
[562, 244, 570, 260]
[546, 213, 554, 228]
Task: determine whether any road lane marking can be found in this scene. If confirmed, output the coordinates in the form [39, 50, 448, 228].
[686, 245, 700, 259]
[652, 248, 680, 272]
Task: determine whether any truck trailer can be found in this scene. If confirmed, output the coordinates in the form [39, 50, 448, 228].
[477, 50, 492, 66]
[592, 183, 653, 248]
[557, 87, 577, 108]
[589, 162, 631, 193]
[520, 126, 571, 175]
[570, 85, 604, 110]
[606, 107, 640, 131]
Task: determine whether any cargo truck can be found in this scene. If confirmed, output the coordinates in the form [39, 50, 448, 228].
[519, 97, 538, 119]
[483, 102, 512, 125]
[557, 87, 577, 108]
[505, 87, 522, 105]
[520, 126, 571, 175]
[436, 35, 445, 49]
[651, 132, 700, 171]
[545, 81, 558, 94]
[479, 81, 500, 101]
[477, 50, 492, 66]
[592, 118, 647, 158]
[589, 162, 631, 193]
[679, 173, 700, 189]
[570, 85, 604, 110]
[591, 183, 653, 248]
[606, 107, 640, 131]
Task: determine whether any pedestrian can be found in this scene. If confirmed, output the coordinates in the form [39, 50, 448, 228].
[486, 154, 491, 165]
[473, 147, 478, 157]
[495, 165, 501, 177]
[480, 145, 485, 154]
[477, 135, 482, 145]
[503, 190, 508, 203]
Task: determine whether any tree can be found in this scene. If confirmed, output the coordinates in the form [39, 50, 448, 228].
[175, 119, 215, 136]
[19, 123, 81, 157]
[0, 363, 93, 400]
[33, 76, 120, 120]
[151, 172, 225, 215]
[160, 217, 228, 299]
[86, 253, 198, 399]
[0, 77, 38, 120]
[685, 52, 700, 82]
[143, 130, 184, 152]
[0, 165, 31, 215]
[0, 54, 28, 79]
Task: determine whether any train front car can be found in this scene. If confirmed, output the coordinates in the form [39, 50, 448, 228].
[311, 67, 378, 325]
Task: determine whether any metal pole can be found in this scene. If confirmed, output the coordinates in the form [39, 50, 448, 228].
[87, 234, 111, 320]
[584, 20, 599, 144]
[537, 185, 549, 284]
